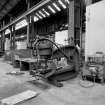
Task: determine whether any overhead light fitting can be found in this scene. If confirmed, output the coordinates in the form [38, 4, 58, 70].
[34, 16, 39, 22]
[65, 0, 70, 4]
[5, 29, 10, 35]
[36, 13, 43, 19]
[42, 9, 50, 16]
[38, 10, 46, 18]
[15, 19, 27, 30]
[58, 0, 66, 9]
[48, 5, 56, 13]
[20, 35, 25, 38]
[15, 35, 26, 39]
[52, 2, 61, 11]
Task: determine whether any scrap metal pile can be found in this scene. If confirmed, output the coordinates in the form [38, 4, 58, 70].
[82, 52, 105, 83]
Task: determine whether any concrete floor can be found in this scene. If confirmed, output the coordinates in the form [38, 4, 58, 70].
[0, 58, 105, 105]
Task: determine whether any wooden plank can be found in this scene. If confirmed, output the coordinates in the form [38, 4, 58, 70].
[0, 90, 38, 105]
[19, 58, 37, 62]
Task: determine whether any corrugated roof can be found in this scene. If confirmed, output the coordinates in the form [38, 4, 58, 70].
[0, 0, 21, 20]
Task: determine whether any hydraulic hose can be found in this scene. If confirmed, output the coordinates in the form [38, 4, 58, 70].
[33, 38, 70, 61]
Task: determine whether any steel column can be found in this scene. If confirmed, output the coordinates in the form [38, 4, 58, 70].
[9, 25, 16, 50]
[26, 16, 30, 46]
[12, 25, 16, 49]
[9, 26, 13, 50]
[1, 31, 5, 51]
[68, 0, 75, 45]
[2, 20, 5, 51]
[85, 0, 92, 6]
[30, 13, 35, 41]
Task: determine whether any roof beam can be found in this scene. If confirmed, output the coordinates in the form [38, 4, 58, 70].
[0, 0, 51, 32]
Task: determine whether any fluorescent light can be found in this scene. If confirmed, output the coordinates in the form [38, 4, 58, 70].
[65, 24, 68, 27]
[15, 35, 26, 39]
[15, 19, 27, 30]
[5, 29, 10, 35]
[52, 3, 61, 11]
[65, 0, 70, 4]
[42, 9, 50, 16]
[38, 10, 46, 18]
[34, 16, 39, 22]
[20, 35, 25, 38]
[36, 13, 43, 19]
[58, 0, 66, 9]
[48, 5, 56, 13]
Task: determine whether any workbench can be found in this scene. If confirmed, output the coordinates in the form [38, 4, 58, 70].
[14, 58, 38, 71]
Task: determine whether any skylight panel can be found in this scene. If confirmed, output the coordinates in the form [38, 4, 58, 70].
[58, 0, 66, 9]
[52, 2, 61, 11]
[48, 5, 56, 13]
[42, 8, 50, 16]
[38, 10, 46, 18]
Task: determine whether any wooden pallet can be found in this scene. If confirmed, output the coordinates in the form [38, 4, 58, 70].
[0, 90, 38, 105]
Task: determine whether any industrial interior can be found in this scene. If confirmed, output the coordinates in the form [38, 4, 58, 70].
[0, 0, 105, 105]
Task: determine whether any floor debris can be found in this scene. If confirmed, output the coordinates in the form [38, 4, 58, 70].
[6, 71, 25, 75]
